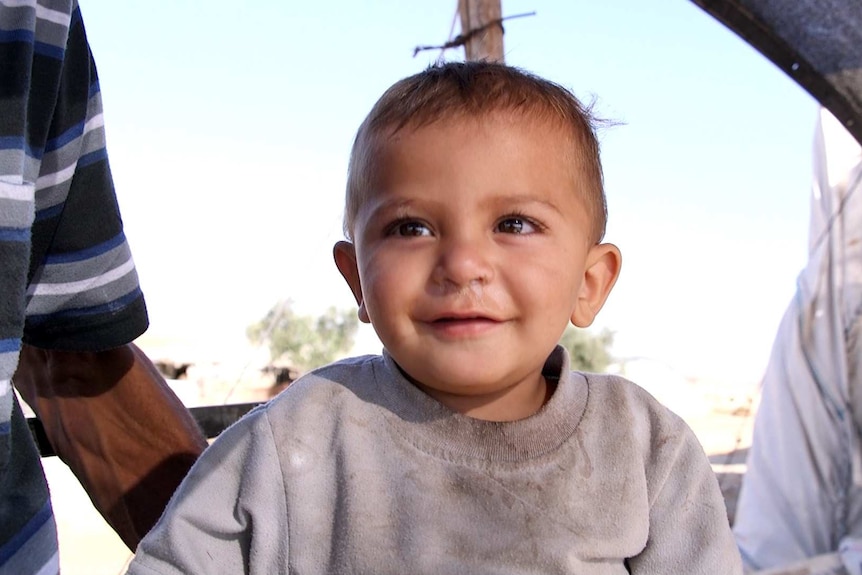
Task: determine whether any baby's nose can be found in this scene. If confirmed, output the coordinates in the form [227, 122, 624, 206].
[432, 237, 495, 291]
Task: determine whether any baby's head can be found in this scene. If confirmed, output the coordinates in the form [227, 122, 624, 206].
[334, 61, 621, 421]
[344, 61, 607, 245]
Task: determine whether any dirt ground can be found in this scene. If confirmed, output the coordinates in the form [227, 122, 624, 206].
[44, 382, 756, 575]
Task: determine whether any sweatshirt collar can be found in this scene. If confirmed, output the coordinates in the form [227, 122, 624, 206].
[375, 345, 589, 462]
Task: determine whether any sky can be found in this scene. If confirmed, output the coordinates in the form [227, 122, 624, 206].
[79, 0, 819, 389]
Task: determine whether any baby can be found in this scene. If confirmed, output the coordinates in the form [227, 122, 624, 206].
[128, 61, 743, 574]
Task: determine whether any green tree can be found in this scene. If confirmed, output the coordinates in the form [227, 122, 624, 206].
[558, 325, 614, 372]
[247, 300, 358, 372]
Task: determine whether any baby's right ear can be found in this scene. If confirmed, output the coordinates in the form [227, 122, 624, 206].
[333, 241, 370, 323]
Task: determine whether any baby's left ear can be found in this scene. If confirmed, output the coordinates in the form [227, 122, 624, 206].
[571, 243, 622, 328]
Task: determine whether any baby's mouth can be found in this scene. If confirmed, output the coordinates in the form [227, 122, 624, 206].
[425, 314, 503, 337]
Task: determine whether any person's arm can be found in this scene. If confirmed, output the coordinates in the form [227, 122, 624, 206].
[13, 342, 208, 551]
[129, 404, 287, 575]
[626, 416, 743, 574]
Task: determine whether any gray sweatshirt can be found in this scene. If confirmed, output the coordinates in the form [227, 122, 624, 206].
[129, 346, 742, 574]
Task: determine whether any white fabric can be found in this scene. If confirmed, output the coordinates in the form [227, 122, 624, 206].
[734, 108, 862, 570]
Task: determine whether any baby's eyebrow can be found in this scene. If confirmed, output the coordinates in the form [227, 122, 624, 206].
[484, 194, 565, 216]
[359, 196, 427, 226]
[364, 196, 419, 216]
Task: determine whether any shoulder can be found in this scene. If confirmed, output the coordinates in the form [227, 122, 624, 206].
[576, 372, 703, 470]
[246, 354, 387, 440]
[266, 354, 383, 411]
[206, 354, 387, 450]
[584, 374, 744, 571]
[579, 372, 687, 428]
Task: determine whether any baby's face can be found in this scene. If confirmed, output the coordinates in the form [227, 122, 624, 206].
[336, 113, 610, 420]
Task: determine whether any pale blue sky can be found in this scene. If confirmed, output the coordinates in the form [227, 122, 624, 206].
[79, 1, 818, 387]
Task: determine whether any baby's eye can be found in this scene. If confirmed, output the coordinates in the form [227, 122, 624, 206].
[389, 220, 432, 237]
[496, 216, 538, 234]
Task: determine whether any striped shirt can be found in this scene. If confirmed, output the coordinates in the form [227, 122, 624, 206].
[0, 1, 148, 572]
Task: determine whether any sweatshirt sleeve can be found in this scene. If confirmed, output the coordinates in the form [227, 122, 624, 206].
[627, 415, 743, 574]
[127, 407, 288, 575]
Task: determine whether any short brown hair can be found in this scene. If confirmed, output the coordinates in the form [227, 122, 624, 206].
[344, 61, 608, 243]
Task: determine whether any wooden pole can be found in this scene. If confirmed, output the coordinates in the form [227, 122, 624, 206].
[458, 0, 504, 63]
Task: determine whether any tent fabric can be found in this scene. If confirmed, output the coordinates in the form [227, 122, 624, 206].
[732, 108, 862, 572]
[691, 0, 862, 145]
